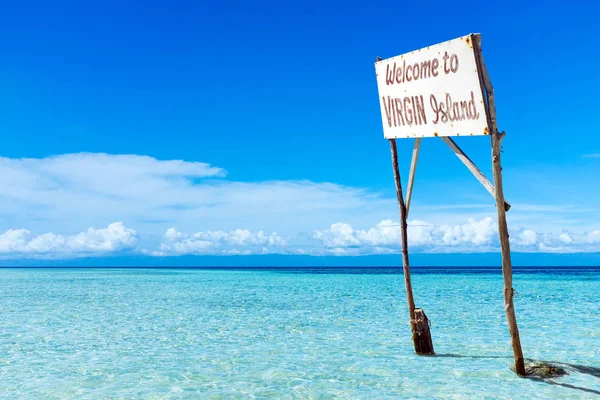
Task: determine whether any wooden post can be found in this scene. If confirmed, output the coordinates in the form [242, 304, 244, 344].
[473, 34, 525, 376]
[389, 138, 434, 355]
[492, 132, 525, 376]
[414, 309, 434, 354]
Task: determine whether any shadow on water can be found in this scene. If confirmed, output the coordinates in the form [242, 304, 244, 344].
[551, 362, 600, 379]
[435, 354, 600, 396]
[527, 359, 600, 395]
[522, 359, 600, 380]
[528, 377, 600, 396]
[523, 359, 600, 396]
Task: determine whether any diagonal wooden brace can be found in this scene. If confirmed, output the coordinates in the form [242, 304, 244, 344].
[405, 138, 421, 217]
[441, 136, 511, 211]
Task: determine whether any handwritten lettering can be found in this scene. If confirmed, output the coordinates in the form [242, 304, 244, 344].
[450, 53, 459, 73]
[443, 52, 450, 74]
[378, 45, 485, 136]
[430, 91, 480, 124]
[384, 54, 454, 86]
[431, 58, 439, 77]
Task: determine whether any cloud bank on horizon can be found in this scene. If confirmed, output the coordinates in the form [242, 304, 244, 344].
[1, 217, 599, 259]
[0, 152, 598, 259]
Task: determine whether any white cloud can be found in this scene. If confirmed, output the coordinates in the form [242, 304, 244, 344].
[534, 229, 600, 253]
[438, 217, 496, 246]
[0, 152, 598, 258]
[312, 222, 361, 248]
[0, 222, 138, 259]
[513, 228, 537, 246]
[312, 217, 497, 254]
[311, 218, 600, 255]
[559, 232, 572, 244]
[154, 227, 287, 256]
[0, 218, 598, 259]
[0, 153, 394, 238]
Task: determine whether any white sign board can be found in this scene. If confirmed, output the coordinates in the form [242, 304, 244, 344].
[375, 34, 489, 139]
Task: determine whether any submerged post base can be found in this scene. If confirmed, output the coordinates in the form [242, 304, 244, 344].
[519, 361, 568, 378]
[413, 308, 434, 355]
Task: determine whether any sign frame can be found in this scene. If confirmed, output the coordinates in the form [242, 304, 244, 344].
[375, 34, 490, 139]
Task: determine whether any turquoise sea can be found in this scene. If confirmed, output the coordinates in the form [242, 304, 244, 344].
[1, 267, 599, 399]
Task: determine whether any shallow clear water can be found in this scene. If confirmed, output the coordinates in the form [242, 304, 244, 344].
[1, 267, 599, 399]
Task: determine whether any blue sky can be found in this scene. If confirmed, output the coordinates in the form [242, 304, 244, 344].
[0, 1, 599, 264]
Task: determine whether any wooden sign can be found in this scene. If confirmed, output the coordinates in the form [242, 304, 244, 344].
[375, 34, 489, 139]
[376, 33, 527, 376]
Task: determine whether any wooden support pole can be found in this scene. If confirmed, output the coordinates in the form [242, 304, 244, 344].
[441, 136, 510, 211]
[492, 132, 525, 376]
[473, 34, 525, 376]
[405, 138, 421, 216]
[389, 139, 434, 355]
[389, 139, 416, 345]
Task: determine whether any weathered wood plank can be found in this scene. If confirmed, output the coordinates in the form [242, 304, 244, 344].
[405, 138, 421, 217]
[473, 33, 525, 376]
[441, 136, 511, 212]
